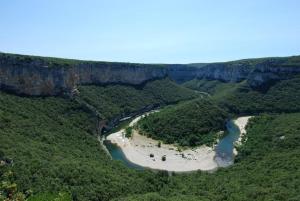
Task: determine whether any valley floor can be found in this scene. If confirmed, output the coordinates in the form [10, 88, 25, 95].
[106, 114, 252, 172]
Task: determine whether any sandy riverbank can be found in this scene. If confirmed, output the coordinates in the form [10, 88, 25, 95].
[107, 130, 218, 172]
[234, 116, 253, 144]
[233, 116, 253, 156]
[106, 115, 252, 172]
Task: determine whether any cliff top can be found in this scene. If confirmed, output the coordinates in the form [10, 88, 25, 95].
[189, 55, 300, 69]
[1, 52, 300, 69]
[0, 52, 169, 69]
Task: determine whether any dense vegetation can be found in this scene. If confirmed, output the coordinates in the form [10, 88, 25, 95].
[0, 79, 199, 201]
[1, 81, 300, 200]
[116, 113, 300, 201]
[78, 79, 199, 120]
[183, 76, 300, 115]
[2, 53, 300, 70]
[218, 77, 300, 114]
[189, 55, 300, 69]
[0, 52, 166, 69]
[183, 79, 239, 99]
[137, 98, 227, 146]
[0, 91, 170, 201]
[1, 52, 300, 200]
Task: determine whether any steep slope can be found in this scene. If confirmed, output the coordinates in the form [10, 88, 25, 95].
[183, 74, 300, 114]
[2, 91, 299, 200]
[218, 76, 300, 114]
[0, 90, 171, 201]
[0, 79, 199, 200]
[1, 53, 300, 95]
[182, 79, 239, 99]
[1, 52, 300, 201]
[78, 79, 199, 121]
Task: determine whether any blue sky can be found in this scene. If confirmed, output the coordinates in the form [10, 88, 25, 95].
[1, 0, 300, 63]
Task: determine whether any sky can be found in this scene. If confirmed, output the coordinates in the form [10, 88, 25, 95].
[1, 0, 300, 64]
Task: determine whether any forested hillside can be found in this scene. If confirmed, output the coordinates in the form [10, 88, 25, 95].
[0, 79, 199, 201]
[218, 77, 300, 114]
[115, 113, 300, 201]
[1, 53, 300, 201]
[136, 98, 227, 146]
[182, 79, 239, 99]
[183, 76, 300, 114]
[2, 87, 299, 201]
[0, 89, 176, 201]
[78, 79, 199, 120]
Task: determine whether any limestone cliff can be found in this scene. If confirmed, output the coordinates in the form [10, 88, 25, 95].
[0, 53, 299, 95]
[0, 53, 168, 95]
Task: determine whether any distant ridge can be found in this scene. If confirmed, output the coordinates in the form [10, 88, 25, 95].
[0, 52, 300, 96]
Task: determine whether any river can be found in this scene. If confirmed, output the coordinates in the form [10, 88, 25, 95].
[103, 116, 242, 171]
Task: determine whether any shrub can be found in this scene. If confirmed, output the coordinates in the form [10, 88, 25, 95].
[125, 127, 133, 138]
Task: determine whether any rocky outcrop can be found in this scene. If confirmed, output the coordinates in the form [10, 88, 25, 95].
[75, 62, 167, 85]
[247, 63, 300, 88]
[0, 64, 77, 96]
[194, 63, 253, 82]
[0, 54, 168, 95]
[0, 53, 300, 95]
